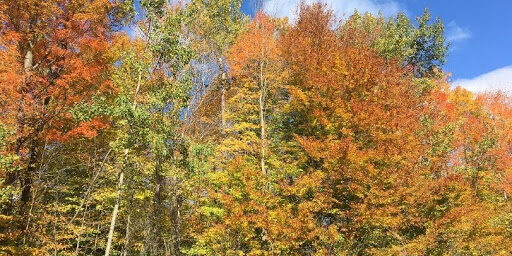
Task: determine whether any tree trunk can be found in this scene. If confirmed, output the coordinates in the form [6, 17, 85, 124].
[104, 161, 125, 256]
[170, 176, 182, 256]
[259, 61, 266, 174]
[259, 88, 266, 175]
[122, 213, 131, 256]
[104, 70, 142, 256]
[19, 48, 34, 207]
[221, 84, 226, 132]
[21, 143, 37, 206]
[219, 58, 227, 133]
[24, 48, 33, 73]
[150, 159, 166, 254]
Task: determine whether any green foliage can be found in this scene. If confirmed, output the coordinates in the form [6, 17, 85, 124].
[0, 124, 18, 211]
[346, 9, 448, 77]
[189, 0, 247, 53]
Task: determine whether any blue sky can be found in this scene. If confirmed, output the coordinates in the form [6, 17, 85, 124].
[241, 0, 512, 92]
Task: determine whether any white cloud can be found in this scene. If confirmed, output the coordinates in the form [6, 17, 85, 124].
[262, 0, 402, 22]
[453, 66, 512, 93]
[446, 21, 471, 42]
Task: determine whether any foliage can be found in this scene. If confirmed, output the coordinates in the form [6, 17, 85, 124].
[0, 1, 511, 255]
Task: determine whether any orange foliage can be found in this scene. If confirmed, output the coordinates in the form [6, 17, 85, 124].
[0, 0, 114, 145]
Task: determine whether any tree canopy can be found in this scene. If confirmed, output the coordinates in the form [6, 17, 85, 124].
[1, 1, 511, 255]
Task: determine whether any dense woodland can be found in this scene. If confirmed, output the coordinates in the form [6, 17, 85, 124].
[1, 0, 512, 255]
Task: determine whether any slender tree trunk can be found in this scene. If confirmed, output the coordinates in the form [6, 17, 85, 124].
[75, 205, 89, 255]
[21, 143, 37, 205]
[122, 213, 131, 256]
[219, 58, 227, 133]
[104, 71, 142, 256]
[259, 61, 266, 174]
[259, 88, 266, 174]
[218, 59, 227, 173]
[150, 159, 166, 254]
[221, 85, 226, 131]
[22, 186, 36, 244]
[170, 176, 182, 256]
[69, 149, 111, 226]
[52, 204, 58, 256]
[19, 48, 34, 207]
[94, 222, 101, 251]
[104, 163, 125, 256]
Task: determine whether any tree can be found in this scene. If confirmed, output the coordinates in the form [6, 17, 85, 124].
[103, 1, 195, 254]
[227, 11, 284, 174]
[340, 9, 448, 78]
[279, 3, 443, 254]
[185, 12, 292, 255]
[0, 0, 121, 252]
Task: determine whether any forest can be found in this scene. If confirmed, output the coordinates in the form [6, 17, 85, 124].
[1, 0, 512, 255]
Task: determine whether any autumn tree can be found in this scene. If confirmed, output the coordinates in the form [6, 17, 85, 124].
[226, 11, 285, 174]
[0, 0, 130, 252]
[186, 12, 293, 255]
[278, 3, 447, 254]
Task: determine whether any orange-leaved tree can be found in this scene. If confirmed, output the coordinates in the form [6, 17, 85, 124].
[279, 3, 437, 254]
[188, 11, 293, 255]
[0, 0, 116, 207]
[0, 0, 123, 252]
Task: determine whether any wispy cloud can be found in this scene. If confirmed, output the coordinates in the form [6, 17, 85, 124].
[262, 0, 402, 22]
[446, 21, 471, 42]
[453, 66, 512, 93]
